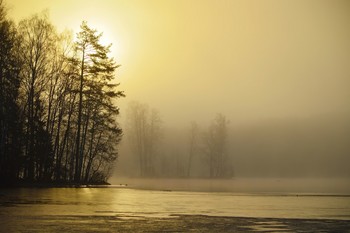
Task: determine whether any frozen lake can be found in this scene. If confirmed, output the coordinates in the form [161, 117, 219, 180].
[0, 187, 349, 220]
[1, 180, 350, 232]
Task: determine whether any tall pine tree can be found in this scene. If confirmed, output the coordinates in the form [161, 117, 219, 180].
[74, 21, 124, 182]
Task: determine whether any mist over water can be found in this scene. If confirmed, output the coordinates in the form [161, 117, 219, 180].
[114, 113, 350, 182]
[109, 177, 350, 195]
[112, 0, 350, 186]
[113, 112, 350, 194]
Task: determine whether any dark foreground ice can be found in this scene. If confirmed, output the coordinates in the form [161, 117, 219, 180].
[1, 214, 350, 232]
[0, 185, 349, 232]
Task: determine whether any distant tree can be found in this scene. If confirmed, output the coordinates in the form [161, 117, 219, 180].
[126, 101, 148, 176]
[187, 121, 199, 177]
[202, 114, 232, 178]
[145, 109, 162, 175]
[126, 101, 162, 177]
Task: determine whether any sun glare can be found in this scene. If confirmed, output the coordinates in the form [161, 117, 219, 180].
[76, 18, 121, 61]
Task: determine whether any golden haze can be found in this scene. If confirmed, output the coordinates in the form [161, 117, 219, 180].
[8, 0, 350, 126]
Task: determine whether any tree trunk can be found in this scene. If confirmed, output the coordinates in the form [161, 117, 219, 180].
[74, 49, 85, 182]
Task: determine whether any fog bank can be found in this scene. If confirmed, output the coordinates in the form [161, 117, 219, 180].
[109, 177, 350, 194]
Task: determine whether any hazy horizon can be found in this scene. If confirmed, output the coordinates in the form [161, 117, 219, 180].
[8, 0, 350, 126]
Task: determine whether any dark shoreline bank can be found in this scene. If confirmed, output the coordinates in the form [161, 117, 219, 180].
[0, 181, 110, 188]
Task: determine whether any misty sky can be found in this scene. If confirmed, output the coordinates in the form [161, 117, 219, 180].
[8, 0, 350, 126]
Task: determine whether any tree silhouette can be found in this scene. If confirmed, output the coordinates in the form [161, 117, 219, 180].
[0, 0, 22, 183]
[0, 3, 124, 185]
[203, 114, 232, 178]
[187, 121, 199, 177]
[18, 12, 56, 181]
[126, 101, 162, 177]
[73, 21, 124, 182]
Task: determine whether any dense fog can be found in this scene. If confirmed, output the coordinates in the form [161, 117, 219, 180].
[115, 112, 350, 179]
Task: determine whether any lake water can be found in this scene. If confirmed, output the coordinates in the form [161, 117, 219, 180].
[1, 186, 350, 232]
[0, 187, 349, 220]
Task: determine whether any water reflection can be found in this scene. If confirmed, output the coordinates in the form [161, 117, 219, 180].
[0, 188, 349, 220]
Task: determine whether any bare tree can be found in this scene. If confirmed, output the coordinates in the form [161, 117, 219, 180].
[187, 121, 199, 177]
[145, 109, 162, 175]
[202, 114, 231, 178]
[0, 0, 22, 182]
[126, 101, 162, 177]
[18, 12, 56, 181]
[48, 31, 77, 181]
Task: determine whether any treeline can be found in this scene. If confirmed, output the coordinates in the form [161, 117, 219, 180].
[124, 101, 233, 178]
[0, 1, 124, 185]
[122, 102, 350, 179]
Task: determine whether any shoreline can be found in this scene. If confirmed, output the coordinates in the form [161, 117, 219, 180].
[109, 177, 350, 194]
[2, 183, 350, 198]
[0, 181, 111, 188]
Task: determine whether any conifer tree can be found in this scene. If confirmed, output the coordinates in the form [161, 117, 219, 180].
[74, 21, 124, 182]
